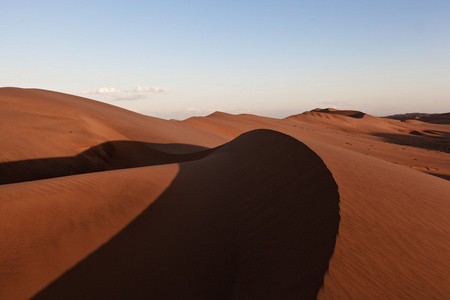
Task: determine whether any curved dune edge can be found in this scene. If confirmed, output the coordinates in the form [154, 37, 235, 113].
[304, 140, 450, 299]
[32, 129, 340, 300]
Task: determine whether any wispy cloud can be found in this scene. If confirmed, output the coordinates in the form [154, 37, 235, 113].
[134, 85, 167, 93]
[97, 87, 121, 94]
[76, 85, 168, 100]
[77, 87, 121, 95]
[113, 93, 147, 101]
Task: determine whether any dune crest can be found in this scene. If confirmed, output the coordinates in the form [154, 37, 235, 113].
[310, 108, 366, 118]
[0, 141, 211, 185]
[32, 130, 340, 299]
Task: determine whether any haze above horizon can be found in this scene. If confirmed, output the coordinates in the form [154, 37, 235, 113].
[1, 0, 449, 120]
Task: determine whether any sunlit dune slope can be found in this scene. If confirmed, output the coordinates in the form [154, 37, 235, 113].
[0, 163, 179, 300]
[184, 108, 450, 179]
[0, 87, 224, 163]
[306, 140, 450, 299]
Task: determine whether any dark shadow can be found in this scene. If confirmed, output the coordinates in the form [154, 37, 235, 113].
[32, 129, 340, 300]
[313, 108, 365, 119]
[372, 132, 450, 154]
[0, 141, 211, 185]
[428, 173, 450, 181]
[409, 129, 449, 137]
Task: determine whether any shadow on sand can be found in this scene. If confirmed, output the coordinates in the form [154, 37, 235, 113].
[372, 132, 450, 154]
[0, 141, 211, 185]
[12, 130, 340, 300]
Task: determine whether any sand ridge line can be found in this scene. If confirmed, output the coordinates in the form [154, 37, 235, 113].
[32, 129, 340, 300]
[0, 140, 215, 185]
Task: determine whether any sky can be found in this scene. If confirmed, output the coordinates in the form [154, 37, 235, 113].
[1, 0, 449, 119]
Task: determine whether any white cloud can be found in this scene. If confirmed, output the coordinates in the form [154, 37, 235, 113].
[144, 87, 167, 93]
[132, 86, 167, 93]
[113, 94, 146, 101]
[76, 85, 168, 100]
[94, 87, 120, 94]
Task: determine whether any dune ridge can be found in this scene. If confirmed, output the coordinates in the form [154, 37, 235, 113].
[310, 108, 366, 119]
[0, 141, 211, 185]
[0, 87, 225, 163]
[32, 129, 340, 299]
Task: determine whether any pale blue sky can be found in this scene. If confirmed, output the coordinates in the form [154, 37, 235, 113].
[1, 0, 449, 119]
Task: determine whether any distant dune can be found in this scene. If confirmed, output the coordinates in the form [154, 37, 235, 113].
[311, 108, 366, 118]
[1, 88, 449, 299]
[386, 112, 450, 124]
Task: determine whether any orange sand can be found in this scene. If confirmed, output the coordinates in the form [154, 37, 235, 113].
[1, 88, 449, 299]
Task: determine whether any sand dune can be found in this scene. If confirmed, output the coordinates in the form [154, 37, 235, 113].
[311, 108, 366, 118]
[0, 87, 224, 163]
[1, 88, 450, 299]
[32, 129, 340, 299]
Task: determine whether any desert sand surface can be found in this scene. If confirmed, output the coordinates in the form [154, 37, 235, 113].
[1, 87, 449, 299]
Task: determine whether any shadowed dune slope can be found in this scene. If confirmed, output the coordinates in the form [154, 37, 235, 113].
[182, 112, 450, 298]
[0, 141, 210, 185]
[33, 129, 340, 300]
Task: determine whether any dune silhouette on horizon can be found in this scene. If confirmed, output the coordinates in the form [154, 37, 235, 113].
[1, 88, 450, 299]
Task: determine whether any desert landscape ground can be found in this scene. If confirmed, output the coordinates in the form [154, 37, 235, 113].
[1, 87, 449, 299]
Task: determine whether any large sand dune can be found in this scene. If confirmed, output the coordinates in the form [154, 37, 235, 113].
[1, 88, 449, 299]
[32, 129, 340, 299]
